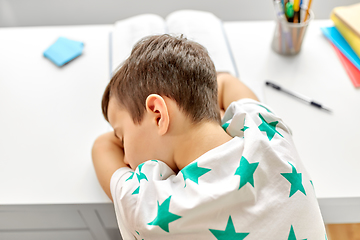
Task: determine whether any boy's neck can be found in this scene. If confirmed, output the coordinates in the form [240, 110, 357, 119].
[172, 120, 233, 171]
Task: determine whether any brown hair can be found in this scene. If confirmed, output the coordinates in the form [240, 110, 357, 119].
[102, 34, 220, 124]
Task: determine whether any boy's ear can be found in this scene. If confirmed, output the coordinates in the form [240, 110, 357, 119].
[145, 94, 170, 135]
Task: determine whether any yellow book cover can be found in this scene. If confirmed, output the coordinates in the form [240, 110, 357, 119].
[331, 3, 360, 58]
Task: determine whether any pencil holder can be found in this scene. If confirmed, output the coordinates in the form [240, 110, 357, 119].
[271, 9, 314, 55]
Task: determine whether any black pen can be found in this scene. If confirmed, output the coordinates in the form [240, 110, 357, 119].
[265, 81, 332, 112]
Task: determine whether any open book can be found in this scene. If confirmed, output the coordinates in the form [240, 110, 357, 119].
[110, 10, 238, 78]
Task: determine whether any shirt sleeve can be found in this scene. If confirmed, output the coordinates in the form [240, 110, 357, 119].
[221, 98, 292, 139]
[110, 167, 136, 240]
[110, 161, 177, 239]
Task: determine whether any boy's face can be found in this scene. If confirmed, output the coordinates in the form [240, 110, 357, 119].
[107, 97, 159, 170]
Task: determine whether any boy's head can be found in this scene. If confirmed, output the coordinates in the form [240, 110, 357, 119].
[102, 34, 220, 125]
[102, 34, 221, 170]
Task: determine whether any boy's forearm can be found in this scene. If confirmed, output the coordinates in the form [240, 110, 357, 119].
[92, 132, 128, 200]
[217, 73, 259, 112]
[92, 132, 128, 169]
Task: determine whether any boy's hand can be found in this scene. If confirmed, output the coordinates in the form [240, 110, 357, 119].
[92, 131, 128, 202]
[217, 72, 259, 114]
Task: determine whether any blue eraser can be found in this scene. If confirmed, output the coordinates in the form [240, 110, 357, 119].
[43, 37, 84, 67]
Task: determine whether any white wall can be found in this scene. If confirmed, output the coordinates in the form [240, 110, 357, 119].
[0, 0, 359, 27]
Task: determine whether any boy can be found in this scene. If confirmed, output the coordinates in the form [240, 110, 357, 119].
[92, 34, 326, 239]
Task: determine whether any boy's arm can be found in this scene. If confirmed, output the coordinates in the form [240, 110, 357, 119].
[217, 72, 259, 113]
[92, 131, 128, 202]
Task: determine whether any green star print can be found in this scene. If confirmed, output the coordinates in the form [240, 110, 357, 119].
[125, 172, 134, 181]
[258, 113, 283, 141]
[241, 118, 249, 132]
[136, 163, 148, 182]
[181, 162, 211, 187]
[288, 225, 307, 240]
[235, 156, 259, 190]
[129, 163, 148, 195]
[132, 186, 140, 195]
[241, 125, 249, 132]
[209, 216, 249, 240]
[148, 196, 182, 232]
[222, 122, 230, 131]
[281, 162, 306, 197]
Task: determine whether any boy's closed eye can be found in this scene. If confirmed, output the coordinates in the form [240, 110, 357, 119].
[114, 131, 124, 148]
[120, 138, 124, 149]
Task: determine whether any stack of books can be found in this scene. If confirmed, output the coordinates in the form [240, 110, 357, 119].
[321, 3, 360, 88]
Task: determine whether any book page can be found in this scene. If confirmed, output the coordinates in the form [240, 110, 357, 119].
[112, 14, 166, 74]
[165, 10, 238, 77]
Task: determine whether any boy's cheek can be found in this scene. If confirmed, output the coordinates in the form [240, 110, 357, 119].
[123, 155, 130, 166]
[123, 148, 141, 170]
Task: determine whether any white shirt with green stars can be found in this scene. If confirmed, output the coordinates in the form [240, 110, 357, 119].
[110, 98, 327, 240]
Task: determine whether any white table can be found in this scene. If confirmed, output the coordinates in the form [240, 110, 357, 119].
[0, 25, 117, 240]
[0, 20, 359, 239]
[0, 25, 112, 204]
